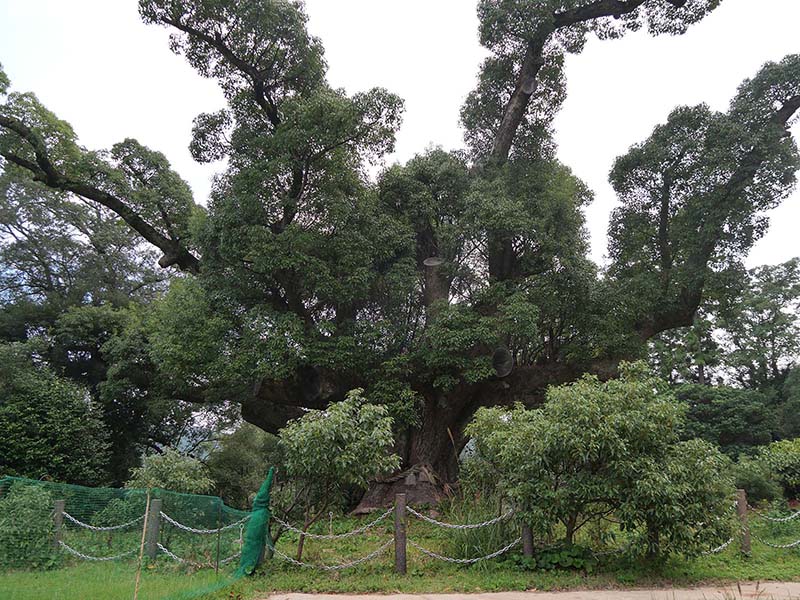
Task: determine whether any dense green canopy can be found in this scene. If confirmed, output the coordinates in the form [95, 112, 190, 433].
[1, 1, 798, 496]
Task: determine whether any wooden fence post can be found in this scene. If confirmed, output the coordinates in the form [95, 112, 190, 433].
[737, 488, 750, 554]
[145, 498, 162, 559]
[215, 501, 222, 574]
[522, 524, 534, 558]
[394, 493, 406, 575]
[53, 500, 65, 549]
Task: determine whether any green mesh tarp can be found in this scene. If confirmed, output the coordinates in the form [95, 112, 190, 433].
[0, 473, 274, 600]
[238, 466, 274, 576]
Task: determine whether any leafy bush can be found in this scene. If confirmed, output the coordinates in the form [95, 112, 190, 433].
[125, 449, 213, 494]
[677, 384, 777, 457]
[205, 423, 282, 510]
[732, 456, 782, 504]
[467, 362, 734, 559]
[277, 389, 399, 558]
[0, 342, 111, 486]
[0, 484, 59, 570]
[617, 438, 735, 559]
[761, 438, 800, 498]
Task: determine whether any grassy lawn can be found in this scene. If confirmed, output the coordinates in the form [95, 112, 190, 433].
[221, 545, 800, 598]
[0, 561, 233, 600]
[2, 514, 799, 599]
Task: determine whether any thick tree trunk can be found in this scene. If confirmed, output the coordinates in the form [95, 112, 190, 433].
[353, 391, 474, 511]
[245, 360, 620, 512]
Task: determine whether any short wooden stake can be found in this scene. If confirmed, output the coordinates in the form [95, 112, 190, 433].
[737, 488, 750, 554]
[53, 500, 65, 549]
[133, 491, 151, 600]
[522, 524, 534, 558]
[145, 498, 162, 559]
[394, 493, 407, 575]
[215, 501, 222, 574]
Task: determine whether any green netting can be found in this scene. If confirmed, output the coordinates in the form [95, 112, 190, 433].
[238, 466, 273, 576]
[0, 474, 273, 600]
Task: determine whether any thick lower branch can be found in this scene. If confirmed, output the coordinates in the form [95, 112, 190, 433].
[0, 115, 201, 274]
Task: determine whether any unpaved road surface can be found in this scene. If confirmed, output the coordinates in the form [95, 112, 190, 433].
[267, 582, 800, 599]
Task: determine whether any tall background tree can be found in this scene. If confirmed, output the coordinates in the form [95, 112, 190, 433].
[1, 0, 799, 502]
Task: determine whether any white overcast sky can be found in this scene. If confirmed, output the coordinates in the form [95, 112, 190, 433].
[0, 0, 798, 268]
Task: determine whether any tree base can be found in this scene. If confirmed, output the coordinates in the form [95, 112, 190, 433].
[353, 465, 455, 513]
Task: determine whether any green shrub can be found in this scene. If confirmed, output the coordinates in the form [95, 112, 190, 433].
[0, 484, 59, 570]
[676, 384, 777, 457]
[125, 449, 213, 494]
[0, 343, 111, 486]
[761, 438, 800, 498]
[467, 362, 735, 559]
[205, 423, 282, 510]
[617, 438, 735, 559]
[277, 389, 400, 559]
[732, 456, 782, 504]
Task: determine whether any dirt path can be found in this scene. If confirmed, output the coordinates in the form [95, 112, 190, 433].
[267, 582, 800, 600]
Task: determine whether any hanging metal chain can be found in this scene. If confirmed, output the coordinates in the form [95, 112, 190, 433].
[159, 511, 251, 535]
[408, 536, 521, 564]
[270, 537, 394, 571]
[62, 511, 144, 532]
[751, 532, 800, 549]
[591, 544, 628, 557]
[156, 542, 240, 566]
[702, 537, 735, 555]
[406, 505, 514, 530]
[58, 540, 137, 561]
[220, 551, 241, 565]
[157, 542, 185, 563]
[271, 507, 393, 540]
[750, 507, 800, 523]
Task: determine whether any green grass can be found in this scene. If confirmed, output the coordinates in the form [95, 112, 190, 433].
[2, 514, 800, 600]
[221, 545, 800, 598]
[0, 561, 234, 600]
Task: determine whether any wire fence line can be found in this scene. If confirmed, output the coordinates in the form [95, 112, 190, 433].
[751, 532, 800, 549]
[750, 507, 800, 523]
[159, 511, 251, 535]
[62, 511, 144, 531]
[155, 542, 241, 566]
[745, 504, 800, 550]
[702, 537, 735, 555]
[406, 505, 514, 530]
[408, 537, 522, 564]
[271, 506, 393, 540]
[270, 537, 395, 571]
[58, 540, 138, 562]
[44, 488, 800, 576]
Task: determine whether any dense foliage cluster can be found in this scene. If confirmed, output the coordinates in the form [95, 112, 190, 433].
[0, 0, 798, 516]
[124, 448, 214, 494]
[467, 363, 734, 558]
[0, 342, 110, 486]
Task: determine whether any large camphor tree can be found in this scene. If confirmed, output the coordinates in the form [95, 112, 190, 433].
[1, 0, 799, 504]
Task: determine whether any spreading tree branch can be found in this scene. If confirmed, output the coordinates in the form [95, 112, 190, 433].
[0, 115, 201, 273]
[635, 94, 800, 339]
[491, 0, 652, 161]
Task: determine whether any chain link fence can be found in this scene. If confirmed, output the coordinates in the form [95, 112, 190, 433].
[3, 475, 799, 598]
